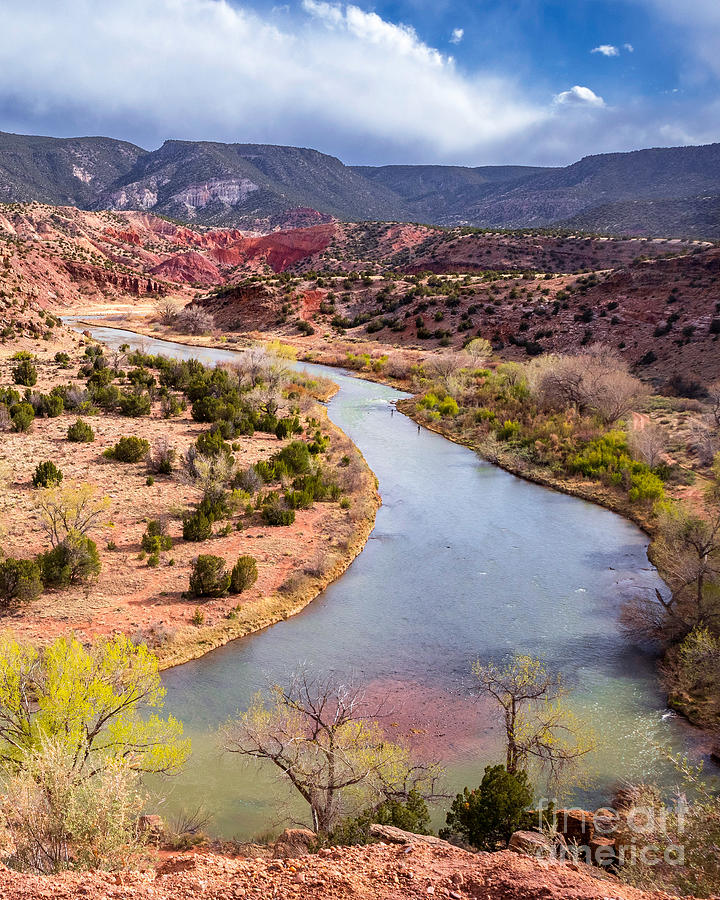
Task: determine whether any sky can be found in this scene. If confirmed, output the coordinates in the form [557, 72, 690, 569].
[0, 0, 718, 167]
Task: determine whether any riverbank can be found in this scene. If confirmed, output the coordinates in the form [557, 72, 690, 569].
[0, 329, 381, 672]
[154, 448, 380, 670]
[61, 316, 718, 734]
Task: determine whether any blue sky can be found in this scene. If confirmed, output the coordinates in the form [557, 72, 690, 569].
[0, 0, 718, 166]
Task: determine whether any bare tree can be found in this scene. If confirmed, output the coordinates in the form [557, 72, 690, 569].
[154, 298, 180, 326]
[528, 345, 643, 424]
[431, 352, 470, 386]
[708, 380, 720, 428]
[464, 337, 492, 366]
[175, 306, 214, 335]
[223, 671, 442, 834]
[629, 422, 667, 468]
[621, 504, 720, 644]
[689, 417, 720, 467]
[34, 483, 110, 547]
[472, 654, 592, 781]
[147, 437, 177, 475]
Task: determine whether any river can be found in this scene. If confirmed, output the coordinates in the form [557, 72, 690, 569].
[70, 322, 714, 839]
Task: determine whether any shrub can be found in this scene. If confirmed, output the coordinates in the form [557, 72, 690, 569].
[182, 510, 213, 542]
[230, 555, 258, 593]
[103, 436, 150, 463]
[568, 431, 665, 502]
[54, 351, 71, 367]
[191, 396, 229, 423]
[495, 419, 520, 441]
[89, 383, 120, 410]
[0, 558, 43, 608]
[189, 554, 230, 597]
[441, 765, 534, 851]
[141, 520, 173, 554]
[67, 418, 95, 443]
[437, 396, 459, 417]
[32, 461, 63, 488]
[330, 791, 431, 846]
[33, 393, 64, 418]
[161, 393, 186, 418]
[0, 387, 21, 407]
[628, 470, 665, 503]
[234, 467, 262, 493]
[12, 358, 37, 387]
[195, 429, 231, 458]
[118, 392, 151, 417]
[274, 441, 311, 475]
[275, 416, 300, 441]
[262, 502, 295, 526]
[38, 532, 101, 587]
[197, 488, 230, 523]
[148, 438, 176, 475]
[11, 402, 35, 433]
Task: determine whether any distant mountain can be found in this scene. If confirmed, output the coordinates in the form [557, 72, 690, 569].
[0, 131, 145, 206]
[351, 164, 548, 223]
[1, 130, 719, 237]
[562, 194, 720, 239]
[96, 139, 407, 226]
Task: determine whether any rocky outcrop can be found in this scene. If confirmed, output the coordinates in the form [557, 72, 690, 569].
[197, 282, 282, 331]
[368, 824, 458, 847]
[272, 828, 317, 858]
[63, 260, 167, 295]
[149, 251, 223, 285]
[509, 830, 554, 858]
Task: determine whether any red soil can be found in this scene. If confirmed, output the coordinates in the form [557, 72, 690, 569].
[0, 842, 681, 900]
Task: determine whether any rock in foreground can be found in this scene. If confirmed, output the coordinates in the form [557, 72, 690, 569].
[0, 842, 684, 899]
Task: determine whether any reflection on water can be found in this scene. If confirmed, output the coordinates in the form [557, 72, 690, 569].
[69, 322, 716, 838]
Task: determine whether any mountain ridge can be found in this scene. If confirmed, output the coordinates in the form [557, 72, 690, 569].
[1, 130, 719, 237]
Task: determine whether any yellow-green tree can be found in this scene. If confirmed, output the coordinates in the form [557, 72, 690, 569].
[0, 635, 188, 872]
[34, 481, 110, 547]
[0, 634, 189, 776]
[472, 654, 592, 781]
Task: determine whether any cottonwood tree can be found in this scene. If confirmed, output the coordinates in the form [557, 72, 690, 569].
[429, 352, 472, 392]
[176, 306, 214, 335]
[0, 635, 188, 872]
[0, 634, 188, 777]
[223, 671, 442, 834]
[34, 482, 110, 547]
[472, 655, 592, 782]
[154, 298, 180, 326]
[621, 503, 720, 644]
[464, 338, 492, 366]
[528, 345, 643, 425]
[628, 422, 667, 468]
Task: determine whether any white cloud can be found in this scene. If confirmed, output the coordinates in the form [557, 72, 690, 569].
[640, 0, 720, 76]
[450, 27, 464, 44]
[624, 43, 634, 52]
[554, 85, 606, 108]
[0, 0, 713, 166]
[591, 44, 619, 56]
[0, 0, 546, 163]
